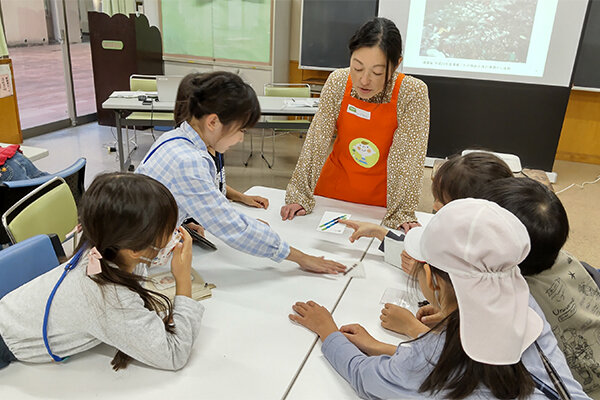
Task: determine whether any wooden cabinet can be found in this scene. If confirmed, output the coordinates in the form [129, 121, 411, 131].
[0, 58, 22, 144]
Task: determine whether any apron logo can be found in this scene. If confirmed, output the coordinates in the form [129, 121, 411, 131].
[347, 104, 371, 120]
[349, 138, 380, 168]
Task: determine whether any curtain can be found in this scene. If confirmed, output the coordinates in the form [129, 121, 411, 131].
[0, 17, 8, 57]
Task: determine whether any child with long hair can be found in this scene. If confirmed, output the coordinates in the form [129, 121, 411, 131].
[290, 199, 589, 399]
[0, 172, 202, 371]
[136, 71, 345, 274]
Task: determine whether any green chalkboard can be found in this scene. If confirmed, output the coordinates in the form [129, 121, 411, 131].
[160, 0, 272, 64]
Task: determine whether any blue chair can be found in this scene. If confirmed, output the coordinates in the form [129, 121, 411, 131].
[0, 234, 65, 299]
[0, 158, 86, 245]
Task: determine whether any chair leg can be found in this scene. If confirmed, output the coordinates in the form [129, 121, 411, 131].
[260, 128, 274, 169]
[243, 130, 254, 167]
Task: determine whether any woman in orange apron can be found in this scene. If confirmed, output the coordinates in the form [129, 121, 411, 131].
[281, 17, 430, 232]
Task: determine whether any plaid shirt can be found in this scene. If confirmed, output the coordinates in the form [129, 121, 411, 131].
[136, 122, 290, 262]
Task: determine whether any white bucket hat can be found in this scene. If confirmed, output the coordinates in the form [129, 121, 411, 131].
[403, 198, 543, 365]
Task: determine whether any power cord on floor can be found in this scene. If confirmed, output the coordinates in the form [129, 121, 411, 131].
[555, 175, 600, 195]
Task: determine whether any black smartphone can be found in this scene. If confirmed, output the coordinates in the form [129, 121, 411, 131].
[182, 224, 217, 251]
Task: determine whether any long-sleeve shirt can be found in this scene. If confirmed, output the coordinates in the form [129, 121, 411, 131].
[285, 68, 430, 229]
[321, 295, 590, 399]
[0, 251, 203, 370]
[136, 122, 290, 262]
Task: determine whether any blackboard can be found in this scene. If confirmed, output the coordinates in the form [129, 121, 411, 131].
[573, 0, 600, 88]
[300, 0, 378, 70]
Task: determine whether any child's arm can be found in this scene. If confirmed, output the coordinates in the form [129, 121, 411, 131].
[289, 300, 424, 399]
[338, 220, 388, 242]
[225, 185, 269, 209]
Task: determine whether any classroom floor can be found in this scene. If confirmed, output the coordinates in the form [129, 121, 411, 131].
[9, 43, 96, 130]
[24, 123, 600, 266]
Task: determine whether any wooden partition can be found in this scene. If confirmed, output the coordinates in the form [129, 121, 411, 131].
[89, 12, 163, 126]
[0, 58, 22, 143]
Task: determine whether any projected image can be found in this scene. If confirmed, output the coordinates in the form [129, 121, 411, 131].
[402, 0, 558, 78]
[419, 0, 537, 63]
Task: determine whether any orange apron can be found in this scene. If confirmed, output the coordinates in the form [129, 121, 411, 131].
[314, 73, 404, 206]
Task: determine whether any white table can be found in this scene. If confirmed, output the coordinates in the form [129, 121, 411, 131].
[2, 187, 396, 400]
[102, 94, 317, 171]
[287, 212, 433, 400]
[0, 142, 49, 162]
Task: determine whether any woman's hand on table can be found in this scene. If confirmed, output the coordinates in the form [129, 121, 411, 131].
[289, 301, 338, 341]
[280, 203, 306, 220]
[400, 221, 420, 233]
[339, 219, 388, 242]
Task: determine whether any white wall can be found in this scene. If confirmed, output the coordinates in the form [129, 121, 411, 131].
[0, 0, 48, 45]
[289, 0, 301, 62]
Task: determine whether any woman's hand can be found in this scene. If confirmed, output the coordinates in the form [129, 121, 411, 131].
[338, 219, 388, 242]
[416, 304, 444, 326]
[401, 250, 419, 275]
[400, 221, 420, 233]
[280, 203, 306, 220]
[340, 324, 396, 356]
[241, 194, 269, 209]
[380, 303, 429, 338]
[171, 227, 193, 297]
[289, 301, 338, 341]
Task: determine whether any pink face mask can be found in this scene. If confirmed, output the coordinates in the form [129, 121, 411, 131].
[140, 230, 182, 267]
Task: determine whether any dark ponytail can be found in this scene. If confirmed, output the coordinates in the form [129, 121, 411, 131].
[76, 172, 179, 370]
[348, 17, 403, 87]
[186, 71, 260, 131]
[409, 266, 535, 398]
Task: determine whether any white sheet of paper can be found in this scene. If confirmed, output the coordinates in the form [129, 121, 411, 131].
[316, 211, 350, 234]
[0, 64, 13, 99]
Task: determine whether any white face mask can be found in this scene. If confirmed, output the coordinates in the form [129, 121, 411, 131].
[140, 230, 182, 267]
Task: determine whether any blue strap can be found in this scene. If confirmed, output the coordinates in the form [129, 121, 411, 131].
[42, 247, 86, 362]
[142, 137, 194, 164]
[532, 374, 560, 400]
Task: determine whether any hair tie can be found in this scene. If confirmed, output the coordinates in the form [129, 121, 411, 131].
[87, 247, 103, 276]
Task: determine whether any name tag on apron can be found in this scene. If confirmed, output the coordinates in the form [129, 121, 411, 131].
[347, 104, 371, 120]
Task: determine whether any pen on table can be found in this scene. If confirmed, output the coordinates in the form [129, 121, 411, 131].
[343, 237, 374, 275]
[319, 214, 348, 228]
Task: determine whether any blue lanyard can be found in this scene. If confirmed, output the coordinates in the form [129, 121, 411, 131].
[142, 136, 194, 164]
[216, 152, 224, 193]
[42, 247, 86, 362]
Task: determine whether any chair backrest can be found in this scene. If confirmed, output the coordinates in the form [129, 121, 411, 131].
[264, 83, 310, 98]
[2, 177, 78, 244]
[130, 74, 157, 92]
[0, 234, 64, 299]
[0, 158, 86, 244]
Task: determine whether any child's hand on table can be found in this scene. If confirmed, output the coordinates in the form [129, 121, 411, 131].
[289, 301, 338, 341]
[380, 303, 429, 338]
[242, 194, 269, 209]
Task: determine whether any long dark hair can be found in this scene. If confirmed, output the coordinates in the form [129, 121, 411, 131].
[348, 17, 403, 87]
[477, 177, 569, 275]
[409, 265, 535, 398]
[432, 152, 513, 205]
[76, 172, 179, 370]
[187, 71, 260, 131]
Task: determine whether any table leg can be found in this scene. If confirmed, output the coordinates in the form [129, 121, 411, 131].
[114, 111, 126, 172]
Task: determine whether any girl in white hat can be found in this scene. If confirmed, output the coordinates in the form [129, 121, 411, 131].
[290, 198, 589, 399]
